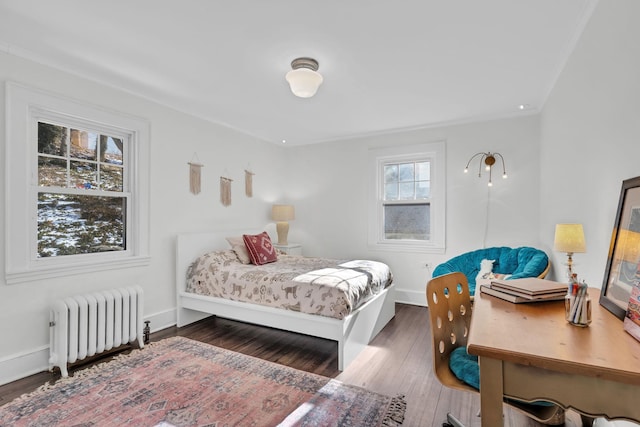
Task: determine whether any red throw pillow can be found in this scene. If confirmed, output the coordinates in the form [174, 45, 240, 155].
[242, 232, 277, 265]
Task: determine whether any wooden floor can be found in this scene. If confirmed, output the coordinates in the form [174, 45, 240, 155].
[0, 303, 587, 426]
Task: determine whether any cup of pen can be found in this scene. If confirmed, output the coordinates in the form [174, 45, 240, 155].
[565, 280, 592, 327]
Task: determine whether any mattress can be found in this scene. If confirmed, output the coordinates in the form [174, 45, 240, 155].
[185, 250, 393, 320]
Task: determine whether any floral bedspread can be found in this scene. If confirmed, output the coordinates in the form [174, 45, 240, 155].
[185, 250, 393, 319]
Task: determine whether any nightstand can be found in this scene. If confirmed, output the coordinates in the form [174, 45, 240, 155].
[274, 243, 302, 256]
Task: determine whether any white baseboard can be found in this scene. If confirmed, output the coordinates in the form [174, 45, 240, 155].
[0, 345, 50, 386]
[0, 309, 178, 387]
[394, 288, 426, 307]
[145, 308, 177, 333]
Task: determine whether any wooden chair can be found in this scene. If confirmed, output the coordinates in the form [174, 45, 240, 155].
[426, 272, 565, 427]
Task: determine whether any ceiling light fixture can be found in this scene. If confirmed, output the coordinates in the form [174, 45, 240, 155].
[285, 57, 323, 98]
[464, 151, 507, 187]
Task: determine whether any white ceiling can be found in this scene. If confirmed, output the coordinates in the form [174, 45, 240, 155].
[0, 0, 597, 146]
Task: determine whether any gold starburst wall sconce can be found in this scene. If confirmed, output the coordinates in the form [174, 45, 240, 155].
[464, 152, 507, 187]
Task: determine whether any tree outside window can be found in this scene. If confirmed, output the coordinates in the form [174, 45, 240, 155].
[37, 121, 128, 257]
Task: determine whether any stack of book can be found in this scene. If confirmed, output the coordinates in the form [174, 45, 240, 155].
[479, 278, 567, 303]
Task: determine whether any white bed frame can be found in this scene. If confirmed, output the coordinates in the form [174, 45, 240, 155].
[175, 230, 396, 370]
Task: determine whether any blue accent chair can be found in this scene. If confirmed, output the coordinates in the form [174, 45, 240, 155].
[432, 246, 550, 297]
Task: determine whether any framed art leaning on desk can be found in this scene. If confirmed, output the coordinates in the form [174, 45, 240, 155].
[600, 175, 640, 320]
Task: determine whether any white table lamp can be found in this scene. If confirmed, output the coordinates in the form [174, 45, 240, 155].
[272, 204, 295, 245]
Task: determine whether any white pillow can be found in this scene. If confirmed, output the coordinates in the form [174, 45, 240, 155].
[225, 236, 251, 264]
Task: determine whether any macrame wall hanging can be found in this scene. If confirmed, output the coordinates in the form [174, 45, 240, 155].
[245, 169, 255, 197]
[188, 153, 203, 195]
[220, 176, 233, 206]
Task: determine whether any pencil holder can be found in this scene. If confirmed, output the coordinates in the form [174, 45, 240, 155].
[565, 293, 592, 327]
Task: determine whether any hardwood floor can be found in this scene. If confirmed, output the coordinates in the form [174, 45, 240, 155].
[0, 303, 586, 426]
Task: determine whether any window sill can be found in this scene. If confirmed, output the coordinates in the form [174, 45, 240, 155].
[5, 256, 151, 285]
[368, 241, 445, 254]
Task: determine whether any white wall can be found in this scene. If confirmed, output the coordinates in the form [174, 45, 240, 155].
[0, 51, 286, 384]
[540, 1, 640, 426]
[284, 115, 542, 305]
[540, 0, 640, 287]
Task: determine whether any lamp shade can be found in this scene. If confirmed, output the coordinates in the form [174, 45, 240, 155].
[272, 204, 295, 221]
[286, 68, 323, 98]
[553, 224, 586, 253]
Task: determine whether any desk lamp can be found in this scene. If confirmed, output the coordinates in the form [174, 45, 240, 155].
[553, 223, 586, 279]
[272, 204, 295, 245]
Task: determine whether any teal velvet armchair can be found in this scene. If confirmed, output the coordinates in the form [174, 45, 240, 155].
[432, 246, 550, 296]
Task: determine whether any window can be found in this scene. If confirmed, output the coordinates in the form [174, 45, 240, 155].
[6, 82, 150, 284]
[37, 121, 128, 258]
[368, 142, 445, 252]
[383, 161, 431, 240]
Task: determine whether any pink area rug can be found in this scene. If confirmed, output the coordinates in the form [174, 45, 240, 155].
[0, 337, 405, 426]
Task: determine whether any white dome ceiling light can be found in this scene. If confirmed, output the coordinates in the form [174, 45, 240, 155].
[285, 57, 323, 98]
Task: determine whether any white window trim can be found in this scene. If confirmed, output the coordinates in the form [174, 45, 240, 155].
[368, 141, 446, 253]
[5, 82, 150, 284]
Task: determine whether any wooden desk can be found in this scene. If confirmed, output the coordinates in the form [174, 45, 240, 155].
[467, 288, 640, 426]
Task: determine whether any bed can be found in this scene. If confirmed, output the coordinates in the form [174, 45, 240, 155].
[175, 230, 396, 370]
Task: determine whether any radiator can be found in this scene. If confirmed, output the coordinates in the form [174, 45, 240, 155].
[49, 286, 144, 377]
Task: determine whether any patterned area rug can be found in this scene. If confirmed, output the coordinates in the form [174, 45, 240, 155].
[0, 337, 405, 426]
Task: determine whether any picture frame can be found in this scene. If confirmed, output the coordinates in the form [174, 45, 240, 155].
[600, 176, 640, 320]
